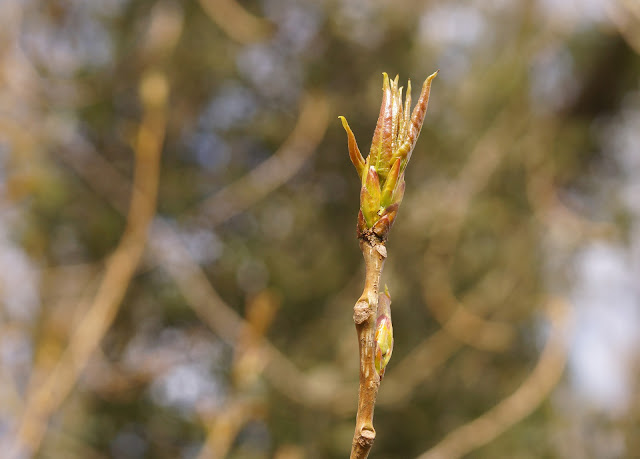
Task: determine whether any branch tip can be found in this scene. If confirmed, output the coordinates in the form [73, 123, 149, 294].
[426, 69, 439, 85]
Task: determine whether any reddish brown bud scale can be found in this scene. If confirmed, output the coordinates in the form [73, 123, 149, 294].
[372, 215, 390, 238]
[381, 203, 399, 220]
[356, 209, 366, 238]
[383, 203, 399, 227]
[372, 203, 400, 239]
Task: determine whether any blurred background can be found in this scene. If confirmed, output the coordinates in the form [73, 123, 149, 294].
[1, 0, 640, 458]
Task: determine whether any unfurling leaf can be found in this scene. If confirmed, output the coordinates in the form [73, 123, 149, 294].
[361, 166, 381, 228]
[369, 72, 392, 173]
[339, 116, 365, 178]
[380, 158, 401, 208]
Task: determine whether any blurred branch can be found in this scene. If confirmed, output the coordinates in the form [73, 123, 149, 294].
[55, 93, 340, 411]
[150, 222, 341, 409]
[422, 250, 516, 352]
[198, 402, 253, 459]
[196, 290, 279, 459]
[59, 92, 329, 230]
[522, 124, 618, 242]
[9, 72, 168, 459]
[198, 0, 273, 44]
[197, 93, 330, 227]
[607, 1, 640, 55]
[379, 329, 460, 407]
[416, 297, 572, 459]
[380, 268, 521, 407]
[415, 108, 527, 351]
[382, 105, 532, 404]
[411, 105, 528, 227]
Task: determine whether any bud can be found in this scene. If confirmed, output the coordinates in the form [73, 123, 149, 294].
[340, 71, 437, 239]
[374, 288, 393, 378]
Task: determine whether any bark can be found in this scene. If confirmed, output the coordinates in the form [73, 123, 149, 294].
[350, 233, 387, 459]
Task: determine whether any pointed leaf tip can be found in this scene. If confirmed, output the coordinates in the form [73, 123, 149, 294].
[381, 72, 390, 93]
[339, 116, 366, 178]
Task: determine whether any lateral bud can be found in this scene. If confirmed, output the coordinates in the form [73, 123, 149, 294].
[374, 288, 394, 378]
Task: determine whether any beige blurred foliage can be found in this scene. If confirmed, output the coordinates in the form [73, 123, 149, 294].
[0, 0, 639, 458]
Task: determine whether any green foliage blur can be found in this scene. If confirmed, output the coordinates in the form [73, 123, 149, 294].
[2, 0, 640, 458]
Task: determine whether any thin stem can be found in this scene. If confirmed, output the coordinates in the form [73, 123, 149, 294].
[350, 235, 387, 458]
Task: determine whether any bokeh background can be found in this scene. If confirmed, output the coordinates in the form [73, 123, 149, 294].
[1, 0, 640, 458]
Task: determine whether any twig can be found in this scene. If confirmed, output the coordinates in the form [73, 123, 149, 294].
[351, 237, 387, 458]
[342, 72, 438, 458]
